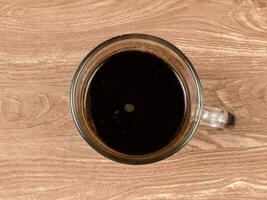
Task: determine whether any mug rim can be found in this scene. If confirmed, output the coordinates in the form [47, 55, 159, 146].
[70, 33, 203, 164]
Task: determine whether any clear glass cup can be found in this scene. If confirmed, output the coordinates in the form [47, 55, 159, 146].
[70, 34, 235, 164]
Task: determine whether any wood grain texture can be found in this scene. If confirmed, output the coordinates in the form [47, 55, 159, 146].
[0, 0, 267, 199]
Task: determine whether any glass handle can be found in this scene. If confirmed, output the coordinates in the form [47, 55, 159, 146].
[200, 106, 235, 129]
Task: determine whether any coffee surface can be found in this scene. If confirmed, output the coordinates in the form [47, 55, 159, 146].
[87, 51, 186, 155]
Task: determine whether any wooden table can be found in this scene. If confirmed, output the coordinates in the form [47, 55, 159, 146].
[1, 0, 267, 199]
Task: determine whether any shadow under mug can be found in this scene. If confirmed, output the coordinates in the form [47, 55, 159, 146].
[70, 34, 235, 164]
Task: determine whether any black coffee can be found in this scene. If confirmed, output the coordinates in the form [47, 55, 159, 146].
[86, 51, 186, 155]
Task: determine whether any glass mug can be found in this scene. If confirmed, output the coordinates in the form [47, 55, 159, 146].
[70, 34, 235, 164]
